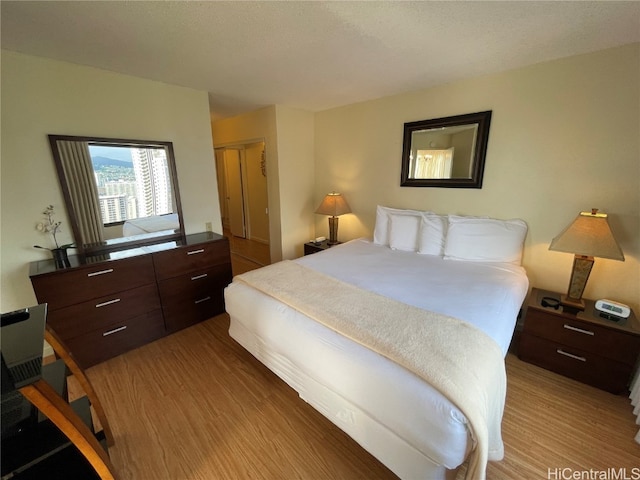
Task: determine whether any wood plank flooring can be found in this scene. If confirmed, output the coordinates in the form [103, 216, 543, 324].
[487, 351, 640, 478]
[224, 229, 271, 276]
[82, 315, 640, 479]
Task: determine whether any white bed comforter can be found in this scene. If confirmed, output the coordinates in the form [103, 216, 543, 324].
[297, 239, 528, 355]
[225, 239, 529, 475]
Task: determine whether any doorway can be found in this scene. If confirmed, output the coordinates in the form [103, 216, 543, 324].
[214, 142, 270, 273]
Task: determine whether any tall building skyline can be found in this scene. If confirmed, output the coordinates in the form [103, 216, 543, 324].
[98, 194, 129, 224]
[131, 147, 173, 218]
[90, 145, 174, 225]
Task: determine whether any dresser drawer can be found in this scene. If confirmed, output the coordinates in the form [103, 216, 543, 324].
[47, 283, 161, 339]
[157, 264, 232, 305]
[519, 332, 632, 394]
[162, 295, 224, 333]
[153, 239, 230, 280]
[158, 264, 231, 333]
[65, 309, 166, 368]
[31, 255, 156, 310]
[523, 309, 640, 366]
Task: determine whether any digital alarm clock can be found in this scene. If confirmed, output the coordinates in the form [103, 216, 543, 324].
[595, 299, 630, 321]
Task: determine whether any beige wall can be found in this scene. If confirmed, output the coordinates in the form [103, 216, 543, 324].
[6, 44, 634, 314]
[211, 106, 282, 262]
[211, 105, 315, 260]
[274, 106, 315, 259]
[244, 142, 270, 244]
[1, 51, 221, 311]
[314, 43, 640, 313]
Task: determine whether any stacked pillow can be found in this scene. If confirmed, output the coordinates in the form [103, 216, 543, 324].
[373, 205, 527, 265]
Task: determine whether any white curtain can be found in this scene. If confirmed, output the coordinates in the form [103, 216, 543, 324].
[414, 148, 454, 179]
[58, 141, 105, 247]
[629, 364, 640, 444]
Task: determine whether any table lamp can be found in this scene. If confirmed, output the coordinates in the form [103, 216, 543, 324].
[549, 209, 624, 312]
[315, 192, 351, 245]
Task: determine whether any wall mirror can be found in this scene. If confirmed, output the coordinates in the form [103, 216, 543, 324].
[400, 110, 492, 188]
[48, 134, 185, 256]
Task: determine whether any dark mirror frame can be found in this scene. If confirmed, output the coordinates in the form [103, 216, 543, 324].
[400, 110, 492, 188]
[48, 134, 186, 257]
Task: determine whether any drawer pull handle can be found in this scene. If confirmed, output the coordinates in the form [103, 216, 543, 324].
[194, 296, 211, 304]
[95, 298, 121, 308]
[191, 273, 208, 281]
[187, 249, 205, 255]
[563, 324, 594, 336]
[88, 268, 114, 277]
[556, 349, 586, 362]
[103, 326, 127, 337]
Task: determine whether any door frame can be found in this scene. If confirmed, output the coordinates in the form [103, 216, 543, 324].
[214, 140, 269, 244]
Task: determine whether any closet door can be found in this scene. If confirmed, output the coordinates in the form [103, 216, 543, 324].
[244, 142, 269, 243]
[223, 149, 245, 238]
[214, 148, 229, 229]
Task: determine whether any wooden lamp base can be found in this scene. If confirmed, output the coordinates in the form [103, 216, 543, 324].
[327, 216, 339, 245]
[560, 254, 594, 313]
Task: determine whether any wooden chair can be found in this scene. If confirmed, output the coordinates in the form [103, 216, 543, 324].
[2, 307, 117, 479]
[44, 324, 115, 446]
[18, 379, 117, 480]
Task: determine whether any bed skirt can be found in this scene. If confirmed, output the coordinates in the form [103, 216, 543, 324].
[229, 316, 450, 479]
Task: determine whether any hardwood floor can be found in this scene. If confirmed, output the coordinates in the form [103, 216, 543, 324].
[485, 353, 640, 478]
[230, 253, 265, 276]
[82, 315, 640, 479]
[224, 228, 271, 276]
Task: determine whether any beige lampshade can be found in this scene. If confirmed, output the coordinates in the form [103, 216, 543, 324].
[315, 192, 351, 217]
[549, 210, 624, 261]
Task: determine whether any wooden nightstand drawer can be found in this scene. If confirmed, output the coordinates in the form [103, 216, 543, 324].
[519, 333, 631, 394]
[524, 309, 639, 366]
[519, 288, 640, 394]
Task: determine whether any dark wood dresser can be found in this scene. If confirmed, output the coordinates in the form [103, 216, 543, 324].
[519, 287, 640, 394]
[30, 232, 232, 368]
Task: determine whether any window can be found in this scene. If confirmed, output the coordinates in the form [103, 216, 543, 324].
[411, 148, 454, 179]
[88, 144, 174, 226]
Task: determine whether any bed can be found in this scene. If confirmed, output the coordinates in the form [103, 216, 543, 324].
[224, 207, 529, 479]
[122, 213, 179, 236]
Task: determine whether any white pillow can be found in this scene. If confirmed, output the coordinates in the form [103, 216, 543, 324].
[443, 215, 528, 264]
[373, 205, 424, 246]
[389, 214, 421, 252]
[417, 213, 447, 256]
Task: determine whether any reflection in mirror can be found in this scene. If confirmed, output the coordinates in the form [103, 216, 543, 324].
[401, 111, 492, 188]
[49, 135, 185, 256]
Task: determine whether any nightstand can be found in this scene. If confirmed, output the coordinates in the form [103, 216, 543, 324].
[519, 288, 640, 394]
[303, 240, 340, 255]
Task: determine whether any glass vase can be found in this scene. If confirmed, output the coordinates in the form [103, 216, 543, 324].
[52, 248, 71, 269]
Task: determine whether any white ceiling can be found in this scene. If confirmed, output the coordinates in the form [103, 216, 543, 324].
[2, 1, 639, 121]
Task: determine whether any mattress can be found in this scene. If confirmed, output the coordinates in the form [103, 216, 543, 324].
[225, 239, 529, 476]
[122, 213, 179, 236]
